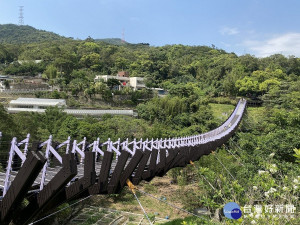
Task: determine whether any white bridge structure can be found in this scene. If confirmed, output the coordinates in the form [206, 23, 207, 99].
[0, 99, 247, 225]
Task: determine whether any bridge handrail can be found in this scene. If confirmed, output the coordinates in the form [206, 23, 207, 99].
[0, 99, 246, 194]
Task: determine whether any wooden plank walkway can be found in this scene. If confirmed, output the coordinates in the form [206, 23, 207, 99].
[0, 160, 122, 193]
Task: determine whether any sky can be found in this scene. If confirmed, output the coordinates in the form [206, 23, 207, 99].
[0, 0, 300, 57]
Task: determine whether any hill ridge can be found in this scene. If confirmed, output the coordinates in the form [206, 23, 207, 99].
[0, 24, 138, 45]
[0, 24, 68, 44]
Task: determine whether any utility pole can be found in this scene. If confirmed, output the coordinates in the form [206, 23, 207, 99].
[19, 6, 24, 25]
[122, 28, 125, 43]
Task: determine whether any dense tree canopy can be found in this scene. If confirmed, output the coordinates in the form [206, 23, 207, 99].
[0, 28, 299, 103]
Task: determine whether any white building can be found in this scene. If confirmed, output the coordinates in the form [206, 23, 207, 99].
[8, 98, 67, 111]
[129, 77, 145, 90]
[7, 98, 135, 117]
[95, 75, 130, 83]
[94, 74, 145, 91]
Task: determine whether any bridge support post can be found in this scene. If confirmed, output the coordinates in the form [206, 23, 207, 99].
[107, 151, 130, 194]
[190, 144, 206, 162]
[132, 150, 151, 185]
[0, 151, 46, 225]
[161, 148, 180, 175]
[44, 151, 97, 210]
[65, 151, 96, 200]
[155, 149, 166, 176]
[168, 146, 189, 168]
[13, 153, 77, 225]
[142, 149, 158, 180]
[89, 151, 114, 194]
[119, 150, 144, 191]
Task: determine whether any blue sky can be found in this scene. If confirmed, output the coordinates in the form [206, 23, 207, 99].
[1, 0, 300, 57]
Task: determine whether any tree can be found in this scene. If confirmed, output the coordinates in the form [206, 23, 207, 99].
[54, 52, 78, 76]
[79, 53, 102, 71]
[106, 78, 120, 90]
[0, 45, 10, 63]
[77, 41, 99, 56]
[94, 82, 108, 95]
[42, 107, 68, 136]
[68, 78, 88, 96]
[259, 79, 280, 93]
[168, 83, 194, 98]
[56, 116, 80, 139]
[222, 65, 245, 95]
[0, 104, 18, 138]
[84, 86, 95, 99]
[43, 64, 57, 79]
[114, 56, 130, 71]
[252, 70, 270, 83]
[239, 54, 259, 73]
[235, 76, 259, 95]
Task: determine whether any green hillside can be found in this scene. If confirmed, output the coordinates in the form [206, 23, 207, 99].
[95, 38, 126, 45]
[0, 24, 143, 46]
[0, 24, 68, 44]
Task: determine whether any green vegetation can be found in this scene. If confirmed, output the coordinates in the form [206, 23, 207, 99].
[161, 216, 209, 225]
[0, 25, 299, 108]
[95, 38, 126, 45]
[163, 103, 300, 224]
[0, 25, 299, 224]
[209, 103, 235, 123]
[0, 24, 68, 44]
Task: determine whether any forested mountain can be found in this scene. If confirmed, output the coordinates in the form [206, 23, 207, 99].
[0, 24, 69, 44]
[1, 34, 299, 102]
[95, 38, 148, 46]
[0, 24, 134, 46]
[95, 38, 126, 45]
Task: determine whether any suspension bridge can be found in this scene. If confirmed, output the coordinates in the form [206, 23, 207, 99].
[0, 99, 247, 225]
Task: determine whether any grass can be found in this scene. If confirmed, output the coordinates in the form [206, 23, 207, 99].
[144, 182, 158, 193]
[209, 103, 235, 124]
[246, 106, 266, 124]
[209, 102, 265, 127]
[86, 177, 192, 222]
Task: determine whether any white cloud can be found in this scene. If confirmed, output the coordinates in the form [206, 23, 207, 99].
[220, 27, 239, 36]
[244, 33, 300, 57]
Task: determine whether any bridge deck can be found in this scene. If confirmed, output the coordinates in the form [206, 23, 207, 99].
[0, 99, 246, 224]
[0, 160, 122, 192]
